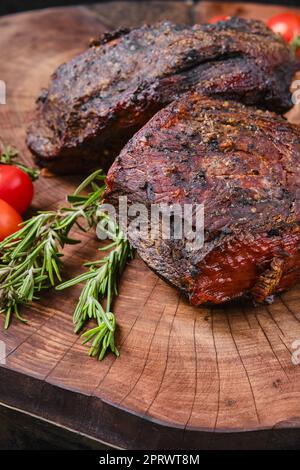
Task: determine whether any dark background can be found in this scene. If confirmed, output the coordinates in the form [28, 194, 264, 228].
[1, 0, 300, 17]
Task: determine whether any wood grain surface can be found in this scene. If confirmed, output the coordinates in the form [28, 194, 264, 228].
[1, 1, 300, 450]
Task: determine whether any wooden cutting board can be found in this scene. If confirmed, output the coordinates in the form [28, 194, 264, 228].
[1, 1, 300, 450]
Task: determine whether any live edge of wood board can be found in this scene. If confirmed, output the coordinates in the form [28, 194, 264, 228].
[1, 1, 300, 450]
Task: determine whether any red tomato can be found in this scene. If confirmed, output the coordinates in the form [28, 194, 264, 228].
[208, 15, 230, 24]
[267, 12, 300, 43]
[0, 165, 34, 214]
[0, 199, 22, 242]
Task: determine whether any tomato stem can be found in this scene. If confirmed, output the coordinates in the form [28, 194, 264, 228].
[0, 144, 40, 181]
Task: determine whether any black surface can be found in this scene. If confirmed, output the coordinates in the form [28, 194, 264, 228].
[0, 403, 111, 450]
[1, 1, 300, 17]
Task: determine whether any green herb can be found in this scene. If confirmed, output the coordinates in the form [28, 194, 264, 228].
[292, 36, 300, 55]
[0, 170, 105, 328]
[0, 144, 40, 181]
[57, 215, 134, 360]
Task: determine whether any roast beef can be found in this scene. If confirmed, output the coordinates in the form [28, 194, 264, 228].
[105, 94, 300, 305]
[27, 18, 299, 174]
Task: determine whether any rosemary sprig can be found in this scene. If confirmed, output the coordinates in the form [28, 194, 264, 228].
[292, 36, 300, 51]
[0, 144, 40, 181]
[0, 170, 105, 328]
[57, 216, 134, 360]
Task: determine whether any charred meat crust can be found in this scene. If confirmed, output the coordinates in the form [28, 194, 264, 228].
[105, 94, 300, 305]
[27, 18, 299, 174]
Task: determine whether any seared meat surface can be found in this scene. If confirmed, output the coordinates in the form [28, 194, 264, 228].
[105, 94, 300, 305]
[27, 18, 299, 174]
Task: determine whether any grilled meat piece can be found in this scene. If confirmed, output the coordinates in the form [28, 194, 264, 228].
[27, 18, 299, 174]
[105, 94, 300, 305]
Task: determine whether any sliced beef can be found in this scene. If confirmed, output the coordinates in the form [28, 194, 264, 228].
[27, 18, 299, 174]
[105, 94, 300, 305]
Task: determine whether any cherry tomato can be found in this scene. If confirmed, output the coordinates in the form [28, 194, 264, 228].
[0, 199, 22, 242]
[0, 165, 34, 214]
[208, 15, 230, 24]
[267, 12, 300, 43]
